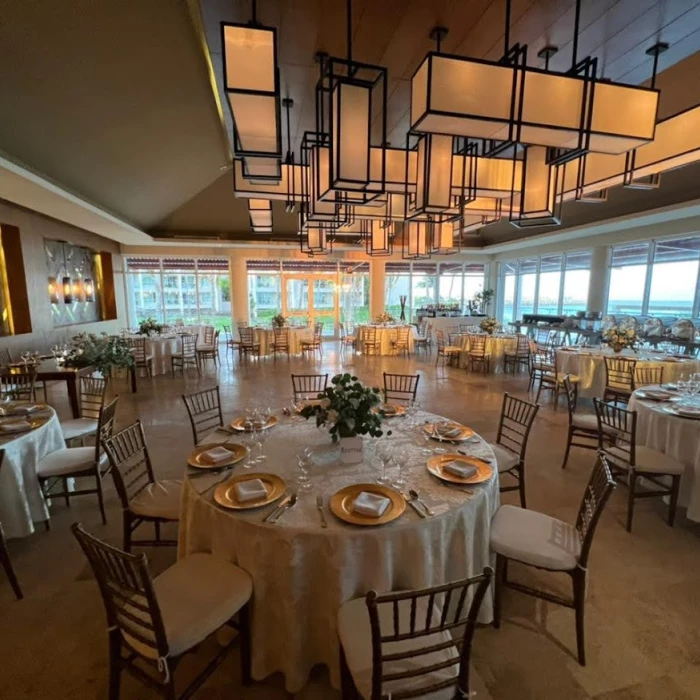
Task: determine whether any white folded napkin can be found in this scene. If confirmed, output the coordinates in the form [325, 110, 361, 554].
[436, 423, 462, 438]
[200, 446, 233, 465]
[234, 478, 267, 503]
[13, 404, 41, 416]
[352, 491, 391, 517]
[443, 460, 478, 479]
[0, 419, 31, 433]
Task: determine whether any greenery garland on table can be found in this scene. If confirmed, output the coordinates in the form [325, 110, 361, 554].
[138, 317, 163, 335]
[300, 373, 391, 443]
[64, 333, 134, 377]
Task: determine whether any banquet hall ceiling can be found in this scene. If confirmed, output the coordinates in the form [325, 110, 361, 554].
[2, 0, 700, 246]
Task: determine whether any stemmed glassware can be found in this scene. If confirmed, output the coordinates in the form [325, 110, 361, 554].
[241, 427, 257, 469]
[392, 447, 407, 489]
[255, 425, 269, 462]
[296, 447, 313, 492]
[375, 442, 392, 485]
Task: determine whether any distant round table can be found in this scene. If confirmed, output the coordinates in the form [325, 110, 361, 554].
[178, 409, 498, 692]
[355, 324, 415, 355]
[629, 389, 700, 523]
[456, 333, 518, 373]
[127, 334, 187, 376]
[253, 327, 313, 355]
[0, 407, 65, 538]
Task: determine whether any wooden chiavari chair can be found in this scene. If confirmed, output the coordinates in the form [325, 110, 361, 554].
[301, 323, 324, 358]
[103, 421, 181, 552]
[196, 328, 220, 366]
[413, 322, 432, 356]
[594, 399, 683, 532]
[171, 334, 200, 376]
[633, 365, 664, 388]
[291, 373, 328, 402]
[182, 386, 224, 446]
[536, 350, 579, 406]
[504, 333, 531, 374]
[60, 374, 108, 444]
[270, 327, 291, 361]
[361, 326, 379, 356]
[0, 366, 37, 402]
[383, 372, 420, 406]
[127, 337, 154, 379]
[488, 393, 539, 508]
[339, 322, 356, 353]
[561, 375, 600, 469]
[37, 397, 118, 526]
[491, 454, 615, 666]
[71, 523, 253, 700]
[466, 334, 490, 373]
[0, 451, 22, 599]
[390, 325, 411, 357]
[603, 356, 636, 405]
[435, 330, 460, 366]
[338, 568, 493, 700]
[223, 324, 239, 359]
[238, 326, 261, 361]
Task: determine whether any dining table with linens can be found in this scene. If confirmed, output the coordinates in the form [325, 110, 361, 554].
[178, 409, 498, 692]
[455, 333, 519, 373]
[355, 324, 416, 355]
[252, 326, 313, 355]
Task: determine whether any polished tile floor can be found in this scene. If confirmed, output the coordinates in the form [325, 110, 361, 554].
[2, 344, 699, 699]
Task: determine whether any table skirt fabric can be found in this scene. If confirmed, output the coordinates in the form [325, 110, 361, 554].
[0, 408, 65, 538]
[253, 327, 313, 355]
[355, 325, 416, 356]
[456, 335, 518, 373]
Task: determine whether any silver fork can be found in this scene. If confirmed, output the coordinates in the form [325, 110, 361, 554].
[316, 494, 328, 528]
[270, 493, 298, 524]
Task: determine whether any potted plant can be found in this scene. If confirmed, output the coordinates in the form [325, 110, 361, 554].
[138, 317, 163, 336]
[272, 313, 287, 329]
[602, 326, 637, 353]
[480, 317, 499, 335]
[472, 289, 495, 315]
[64, 333, 135, 378]
[300, 373, 390, 462]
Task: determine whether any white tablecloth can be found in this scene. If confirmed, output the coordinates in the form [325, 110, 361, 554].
[0, 408, 65, 538]
[355, 325, 416, 355]
[179, 410, 498, 692]
[420, 316, 483, 334]
[629, 390, 700, 522]
[456, 334, 518, 373]
[253, 327, 313, 355]
[556, 349, 700, 399]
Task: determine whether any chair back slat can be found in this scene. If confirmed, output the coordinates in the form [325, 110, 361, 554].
[95, 397, 119, 463]
[435, 330, 447, 353]
[79, 375, 108, 420]
[562, 375, 577, 424]
[203, 326, 215, 345]
[594, 398, 637, 465]
[496, 393, 539, 459]
[470, 335, 487, 355]
[366, 568, 493, 700]
[633, 365, 664, 388]
[127, 337, 148, 364]
[239, 326, 255, 344]
[515, 333, 530, 356]
[0, 367, 37, 401]
[182, 386, 223, 445]
[364, 326, 377, 344]
[71, 523, 169, 660]
[103, 421, 155, 507]
[273, 327, 290, 348]
[291, 374, 328, 401]
[179, 334, 198, 358]
[604, 357, 636, 392]
[383, 373, 420, 406]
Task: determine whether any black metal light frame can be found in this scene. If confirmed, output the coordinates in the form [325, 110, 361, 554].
[364, 219, 393, 257]
[401, 220, 433, 260]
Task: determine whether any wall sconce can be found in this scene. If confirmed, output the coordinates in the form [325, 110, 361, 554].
[84, 278, 95, 302]
[62, 275, 73, 304]
[72, 278, 84, 302]
[48, 277, 59, 304]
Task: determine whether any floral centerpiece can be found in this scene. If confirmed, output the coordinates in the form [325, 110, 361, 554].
[602, 326, 637, 353]
[300, 373, 390, 445]
[480, 317, 499, 335]
[374, 311, 395, 325]
[64, 333, 135, 377]
[138, 317, 163, 336]
[272, 313, 287, 328]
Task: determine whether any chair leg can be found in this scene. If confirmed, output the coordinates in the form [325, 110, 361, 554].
[668, 475, 681, 527]
[63, 477, 71, 507]
[517, 463, 527, 509]
[123, 514, 132, 553]
[0, 523, 23, 600]
[561, 427, 573, 469]
[493, 554, 505, 629]
[96, 474, 107, 525]
[626, 473, 637, 533]
[238, 603, 252, 686]
[573, 570, 587, 666]
[339, 646, 357, 699]
[108, 630, 122, 700]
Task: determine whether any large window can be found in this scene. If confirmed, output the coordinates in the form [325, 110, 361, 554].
[607, 237, 700, 318]
[498, 251, 592, 322]
[125, 257, 230, 330]
[340, 262, 370, 326]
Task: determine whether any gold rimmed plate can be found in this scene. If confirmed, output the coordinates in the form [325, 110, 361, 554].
[663, 405, 700, 420]
[230, 415, 279, 432]
[0, 416, 48, 435]
[374, 403, 406, 417]
[214, 472, 286, 510]
[422, 422, 474, 442]
[636, 389, 674, 401]
[427, 454, 493, 485]
[188, 443, 247, 469]
[329, 483, 405, 526]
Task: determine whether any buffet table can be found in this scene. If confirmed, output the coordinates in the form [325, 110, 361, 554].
[179, 410, 498, 692]
[355, 324, 416, 355]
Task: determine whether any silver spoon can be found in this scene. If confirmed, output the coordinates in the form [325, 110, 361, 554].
[408, 489, 434, 516]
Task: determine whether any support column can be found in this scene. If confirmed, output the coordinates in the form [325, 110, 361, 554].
[587, 246, 609, 315]
[230, 254, 249, 324]
[369, 259, 386, 320]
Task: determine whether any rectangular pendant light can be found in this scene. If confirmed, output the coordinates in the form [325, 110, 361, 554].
[84, 278, 95, 302]
[510, 146, 564, 228]
[233, 160, 303, 200]
[402, 221, 431, 260]
[48, 277, 59, 304]
[62, 276, 73, 304]
[365, 220, 393, 256]
[248, 199, 273, 232]
[433, 221, 459, 255]
[300, 226, 332, 256]
[221, 22, 282, 180]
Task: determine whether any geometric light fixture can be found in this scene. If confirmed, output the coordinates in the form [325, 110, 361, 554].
[300, 226, 333, 256]
[84, 278, 95, 303]
[365, 220, 393, 257]
[47, 276, 59, 304]
[402, 221, 431, 260]
[248, 199, 273, 232]
[510, 146, 564, 228]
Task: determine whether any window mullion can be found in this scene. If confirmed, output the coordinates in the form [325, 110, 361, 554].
[558, 255, 565, 315]
[642, 241, 654, 316]
[533, 258, 541, 314]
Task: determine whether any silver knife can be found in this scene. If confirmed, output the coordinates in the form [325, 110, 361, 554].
[263, 493, 291, 522]
[269, 493, 297, 523]
[404, 493, 426, 518]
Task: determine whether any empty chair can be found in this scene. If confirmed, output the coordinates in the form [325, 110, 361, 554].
[301, 323, 324, 358]
[223, 324, 239, 359]
[0, 452, 22, 600]
[390, 325, 412, 357]
[465, 334, 490, 373]
[413, 322, 432, 356]
[488, 393, 539, 508]
[196, 329, 220, 366]
[238, 326, 261, 361]
[103, 421, 182, 552]
[594, 399, 684, 532]
[490, 454, 615, 665]
[60, 374, 108, 444]
[37, 397, 119, 526]
[0, 367, 37, 402]
[291, 374, 328, 402]
[528, 344, 554, 393]
[72, 523, 253, 700]
[339, 322, 356, 352]
[270, 327, 291, 361]
[536, 350, 579, 405]
[560, 375, 600, 469]
[503, 334, 531, 374]
[182, 386, 224, 446]
[338, 568, 493, 700]
[383, 372, 420, 406]
[435, 330, 460, 366]
[634, 365, 664, 388]
[127, 337, 154, 379]
[360, 326, 379, 356]
[603, 356, 636, 405]
[171, 334, 200, 376]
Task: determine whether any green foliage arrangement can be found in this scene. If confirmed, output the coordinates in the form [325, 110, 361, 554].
[138, 317, 163, 335]
[272, 313, 287, 328]
[64, 333, 135, 377]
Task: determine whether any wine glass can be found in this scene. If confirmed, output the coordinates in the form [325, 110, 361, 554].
[296, 450, 313, 492]
[255, 425, 269, 462]
[392, 447, 407, 489]
[241, 429, 257, 469]
[375, 442, 392, 485]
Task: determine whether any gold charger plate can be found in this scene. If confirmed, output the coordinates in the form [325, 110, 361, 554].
[187, 443, 247, 469]
[214, 472, 286, 510]
[0, 416, 48, 435]
[423, 422, 474, 442]
[329, 483, 405, 526]
[663, 405, 700, 420]
[374, 404, 406, 417]
[427, 454, 493, 485]
[230, 415, 279, 431]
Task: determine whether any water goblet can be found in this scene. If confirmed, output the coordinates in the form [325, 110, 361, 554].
[431, 424, 448, 455]
[295, 451, 313, 492]
[375, 442, 392, 485]
[392, 448, 407, 489]
[241, 431, 256, 469]
[255, 426, 269, 462]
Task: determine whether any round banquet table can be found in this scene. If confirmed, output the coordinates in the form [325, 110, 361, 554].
[456, 333, 518, 373]
[178, 410, 498, 692]
[128, 334, 182, 376]
[253, 326, 313, 355]
[629, 389, 700, 523]
[556, 348, 700, 399]
[355, 324, 416, 355]
[0, 406, 65, 538]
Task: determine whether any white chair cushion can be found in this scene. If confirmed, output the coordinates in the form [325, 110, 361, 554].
[606, 445, 685, 475]
[488, 443, 519, 473]
[123, 553, 252, 659]
[60, 417, 99, 441]
[571, 413, 599, 432]
[337, 595, 460, 700]
[36, 447, 104, 477]
[490, 505, 581, 571]
[130, 480, 183, 520]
